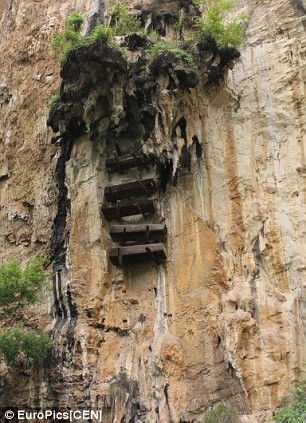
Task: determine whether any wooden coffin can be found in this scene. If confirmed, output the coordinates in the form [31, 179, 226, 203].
[101, 199, 156, 220]
[109, 243, 166, 266]
[104, 178, 157, 202]
[106, 154, 151, 172]
[109, 224, 167, 244]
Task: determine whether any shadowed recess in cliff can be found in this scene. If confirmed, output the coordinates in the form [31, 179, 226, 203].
[192, 135, 203, 160]
[48, 43, 160, 150]
[47, 26, 240, 150]
[172, 117, 192, 185]
[155, 128, 201, 192]
[139, 0, 199, 36]
[157, 153, 174, 193]
[197, 38, 241, 86]
[47, 45, 127, 135]
[106, 371, 147, 422]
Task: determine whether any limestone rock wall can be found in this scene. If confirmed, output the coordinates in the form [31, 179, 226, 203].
[0, 0, 305, 422]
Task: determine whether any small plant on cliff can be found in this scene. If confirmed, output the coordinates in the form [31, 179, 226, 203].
[0, 328, 52, 367]
[193, 0, 248, 48]
[51, 13, 115, 63]
[172, 10, 193, 40]
[204, 403, 238, 423]
[0, 260, 46, 314]
[149, 40, 196, 69]
[48, 93, 60, 112]
[90, 25, 115, 44]
[51, 13, 84, 62]
[274, 382, 306, 423]
[65, 13, 84, 32]
[110, 3, 142, 35]
[147, 29, 160, 43]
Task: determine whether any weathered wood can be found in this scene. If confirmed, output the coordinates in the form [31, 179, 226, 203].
[101, 199, 156, 220]
[104, 178, 157, 202]
[106, 154, 151, 172]
[109, 243, 166, 266]
[109, 224, 167, 244]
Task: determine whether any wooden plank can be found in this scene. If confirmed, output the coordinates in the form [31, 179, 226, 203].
[101, 199, 156, 220]
[109, 224, 167, 244]
[109, 243, 166, 266]
[106, 154, 151, 172]
[104, 178, 157, 202]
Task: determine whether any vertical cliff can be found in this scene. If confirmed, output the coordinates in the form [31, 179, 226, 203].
[0, 0, 305, 422]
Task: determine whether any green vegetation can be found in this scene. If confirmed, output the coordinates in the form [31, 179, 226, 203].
[0, 259, 52, 369]
[65, 12, 84, 32]
[147, 0, 247, 71]
[149, 40, 196, 69]
[90, 25, 114, 44]
[51, 2, 247, 67]
[0, 260, 46, 314]
[111, 3, 142, 36]
[48, 93, 60, 111]
[147, 29, 160, 44]
[0, 328, 52, 367]
[51, 13, 115, 63]
[204, 403, 238, 423]
[193, 0, 248, 48]
[172, 11, 192, 40]
[172, 20, 184, 39]
[274, 382, 306, 423]
[51, 13, 85, 62]
[51, 6, 142, 63]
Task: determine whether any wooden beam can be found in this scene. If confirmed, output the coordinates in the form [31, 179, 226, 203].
[106, 154, 151, 173]
[104, 178, 157, 202]
[109, 224, 167, 244]
[109, 243, 166, 266]
[101, 199, 156, 220]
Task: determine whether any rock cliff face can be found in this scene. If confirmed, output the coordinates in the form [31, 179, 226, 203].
[0, 0, 305, 422]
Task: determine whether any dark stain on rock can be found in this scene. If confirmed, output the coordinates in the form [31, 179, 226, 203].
[51, 135, 73, 268]
[192, 135, 203, 159]
[157, 153, 174, 192]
